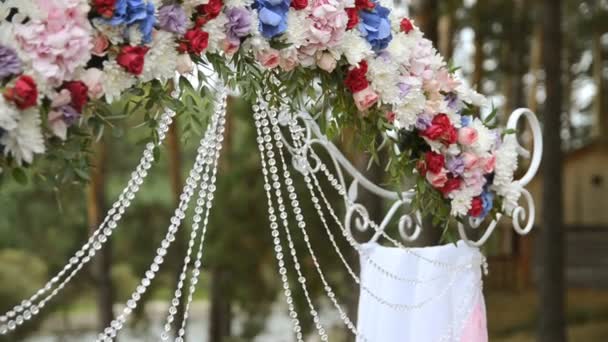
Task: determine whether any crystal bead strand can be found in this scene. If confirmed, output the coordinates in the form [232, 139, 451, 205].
[0, 109, 176, 335]
[283, 114, 466, 286]
[253, 101, 306, 342]
[255, 101, 329, 341]
[270, 102, 460, 315]
[164, 90, 227, 342]
[287, 113, 481, 271]
[255, 98, 365, 340]
[95, 90, 227, 342]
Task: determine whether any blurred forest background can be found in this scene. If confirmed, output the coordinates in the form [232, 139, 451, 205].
[1, 0, 608, 341]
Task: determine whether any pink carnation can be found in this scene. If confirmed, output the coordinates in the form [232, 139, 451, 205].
[426, 169, 448, 188]
[15, 1, 92, 87]
[302, 0, 348, 53]
[458, 127, 479, 146]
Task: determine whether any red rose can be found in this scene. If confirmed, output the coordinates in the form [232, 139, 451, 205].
[63, 81, 89, 113]
[291, 0, 308, 10]
[93, 0, 116, 18]
[179, 29, 210, 54]
[4, 75, 38, 110]
[344, 61, 369, 93]
[346, 8, 359, 30]
[355, 0, 375, 10]
[117, 46, 149, 75]
[439, 176, 462, 197]
[422, 113, 458, 145]
[469, 197, 483, 217]
[196, 0, 223, 20]
[425, 151, 445, 174]
[386, 111, 396, 123]
[400, 18, 414, 33]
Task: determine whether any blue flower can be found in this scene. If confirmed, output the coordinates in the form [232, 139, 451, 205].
[358, 2, 392, 51]
[480, 190, 494, 219]
[255, 0, 290, 39]
[108, 0, 156, 44]
[461, 115, 472, 127]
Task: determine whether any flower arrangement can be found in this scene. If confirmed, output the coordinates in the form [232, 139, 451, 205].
[0, 0, 521, 226]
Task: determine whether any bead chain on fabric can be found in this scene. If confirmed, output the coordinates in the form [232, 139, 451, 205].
[0, 108, 177, 335]
[165, 91, 227, 342]
[270, 105, 464, 313]
[253, 100, 304, 342]
[93, 89, 227, 342]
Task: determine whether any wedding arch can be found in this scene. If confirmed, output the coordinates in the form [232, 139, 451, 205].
[0, 0, 542, 340]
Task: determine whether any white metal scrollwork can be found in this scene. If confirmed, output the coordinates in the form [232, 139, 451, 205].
[280, 108, 543, 248]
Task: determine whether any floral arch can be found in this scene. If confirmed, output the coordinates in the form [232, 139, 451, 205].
[0, 0, 542, 340]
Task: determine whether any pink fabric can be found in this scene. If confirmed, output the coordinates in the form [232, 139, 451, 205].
[460, 295, 488, 342]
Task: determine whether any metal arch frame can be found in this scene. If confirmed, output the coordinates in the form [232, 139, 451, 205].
[279, 107, 543, 248]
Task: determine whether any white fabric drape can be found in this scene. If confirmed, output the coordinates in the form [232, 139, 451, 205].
[356, 241, 488, 342]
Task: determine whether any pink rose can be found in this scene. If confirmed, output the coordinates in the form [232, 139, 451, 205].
[482, 154, 496, 173]
[279, 49, 299, 71]
[458, 127, 478, 146]
[462, 152, 481, 171]
[426, 169, 448, 188]
[80, 68, 104, 99]
[316, 52, 337, 72]
[353, 86, 379, 111]
[176, 54, 194, 75]
[256, 48, 280, 69]
[92, 34, 110, 57]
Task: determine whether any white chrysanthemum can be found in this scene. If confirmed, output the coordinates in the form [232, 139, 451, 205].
[102, 60, 137, 104]
[493, 135, 518, 188]
[183, 0, 210, 16]
[0, 96, 19, 131]
[127, 26, 144, 46]
[141, 31, 178, 83]
[3, 0, 44, 21]
[367, 57, 400, 104]
[469, 118, 495, 154]
[285, 10, 311, 48]
[92, 19, 125, 45]
[457, 83, 488, 107]
[204, 13, 229, 53]
[338, 31, 373, 66]
[450, 187, 476, 217]
[225, 0, 254, 7]
[386, 32, 416, 66]
[0, 109, 45, 165]
[393, 89, 426, 130]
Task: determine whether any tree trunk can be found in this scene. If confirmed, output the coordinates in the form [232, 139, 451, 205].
[438, 10, 454, 61]
[528, 22, 544, 114]
[413, 0, 438, 45]
[472, 2, 485, 93]
[538, 1, 567, 341]
[86, 140, 115, 333]
[592, 30, 607, 142]
[167, 119, 188, 339]
[209, 96, 235, 341]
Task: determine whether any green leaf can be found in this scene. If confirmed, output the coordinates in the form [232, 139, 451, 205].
[12, 167, 28, 185]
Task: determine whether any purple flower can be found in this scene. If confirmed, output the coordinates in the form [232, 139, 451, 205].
[445, 93, 458, 109]
[398, 82, 411, 96]
[158, 4, 188, 35]
[226, 7, 252, 43]
[446, 156, 465, 176]
[415, 115, 432, 131]
[0, 45, 21, 79]
[59, 105, 81, 126]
